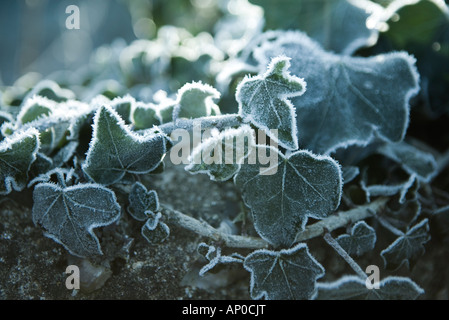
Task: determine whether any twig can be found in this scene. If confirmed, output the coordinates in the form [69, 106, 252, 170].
[323, 231, 367, 279]
[160, 198, 389, 250]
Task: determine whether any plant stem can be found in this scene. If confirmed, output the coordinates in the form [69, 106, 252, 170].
[155, 114, 243, 136]
[160, 204, 269, 249]
[160, 198, 388, 250]
[323, 231, 367, 280]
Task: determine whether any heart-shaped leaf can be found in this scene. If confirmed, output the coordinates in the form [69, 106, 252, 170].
[337, 221, 376, 256]
[32, 182, 121, 257]
[235, 146, 342, 247]
[127, 182, 160, 221]
[244, 243, 325, 300]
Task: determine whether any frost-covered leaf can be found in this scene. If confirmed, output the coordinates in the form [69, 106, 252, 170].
[52, 141, 79, 167]
[172, 82, 221, 120]
[250, 0, 385, 55]
[383, 199, 422, 232]
[0, 128, 40, 195]
[235, 147, 342, 247]
[185, 125, 256, 181]
[237, 56, 306, 150]
[361, 169, 417, 203]
[141, 212, 170, 244]
[337, 221, 376, 256]
[17, 96, 56, 125]
[244, 243, 325, 300]
[127, 182, 159, 221]
[110, 95, 135, 124]
[28, 167, 78, 188]
[253, 31, 420, 154]
[381, 218, 430, 270]
[314, 275, 424, 300]
[197, 243, 245, 276]
[23, 79, 75, 103]
[130, 101, 160, 130]
[342, 166, 360, 184]
[377, 142, 437, 182]
[32, 182, 121, 257]
[82, 105, 171, 185]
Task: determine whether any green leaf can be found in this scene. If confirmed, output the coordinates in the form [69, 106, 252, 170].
[127, 182, 160, 221]
[110, 95, 135, 124]
[234, 147, 342, 247]
[381, 218, 431, 270]
[23, 79, 75, 103]
[243, 243, 325, 300]
[314, 275, 424, 299]
[82, 105, 171, 185]
[0, 128, 40, 195]
[250, 0, 384, 55]
[253, 31, 420, 154]
[130, 102, 160, 130]
[236, 56, 306, 150]
[173, 82, 221, 120]
[377, 142, 437, 182]
[337, 221, 377, 256]
[32, 182, 121, 257]
[141, 212, 170, 244]
[17, 96, 55, 125]
[185, 125, 256, 181]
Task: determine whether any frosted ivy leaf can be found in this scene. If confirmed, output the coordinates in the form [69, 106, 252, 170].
[253, 31, 420, 154]
[361, 173, 417, 204]
[185, 125, 256, 181]
[234, 146, 342, 247]
[110, 95, 136, 124]
[131, 102, 161, 130]
[17, 96, 56, 125]
[377, 142, 437, 182]
[237, 56, 306, 150]
[0, 111, 14, 140]
[172, 82, 221, 120]
[314, 275, 424, 300]
[52, 141, 79, 167]
[141, 212, 170, 244]
[22, 79, 75, 104]
[28, 167, 78, 188]
[250, 0, 384, 55]
[342, 166, 360, 184]
[337, 221, 376, 256]
[0, 128, 39, 195]
[197, 243, 244, 276]
[244, 243, 325, 300]
[127, 182, 159, 221]
[32, 182, 121, 257]
[381, 218, 430, 270]
[82, 105, 171, 185]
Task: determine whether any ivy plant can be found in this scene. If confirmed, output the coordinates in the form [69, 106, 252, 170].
[1, 0, 449, 300]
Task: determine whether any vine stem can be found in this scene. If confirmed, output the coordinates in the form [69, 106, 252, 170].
[160, 197, 388, 250]
[323, 231, 367, 280]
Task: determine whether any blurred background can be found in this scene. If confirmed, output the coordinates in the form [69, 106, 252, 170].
[0, 0, 225, 86]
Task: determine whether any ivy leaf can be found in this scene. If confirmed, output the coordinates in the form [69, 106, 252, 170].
[82, 105, 171, 185]
[23, 79, 75, 103]
[254, 31, 420, 154]
[361, 173, 417, 204]
[381, 218, 431, 270]
[250, 0, 384, 55]
[377, 142, 437, 182]
[236, 56, 306, 150]
[0, 128, 40, 195]
[243, 243, 325, 300]
[185, 125, 256, 181]
[337, 221, 377, 256]
[314, 275, 424, 300]
[130, 102, 160, 130]
[197, 243, 244, 276]
[235, 146, 342, 247]
[17, 96, 55, 125]
[141, 212, 170, 244]
[32, 182, 121, 257]
[127, 182, 160, 221]
[172, 82, 221, 120]
[110, 95, 136, 124]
